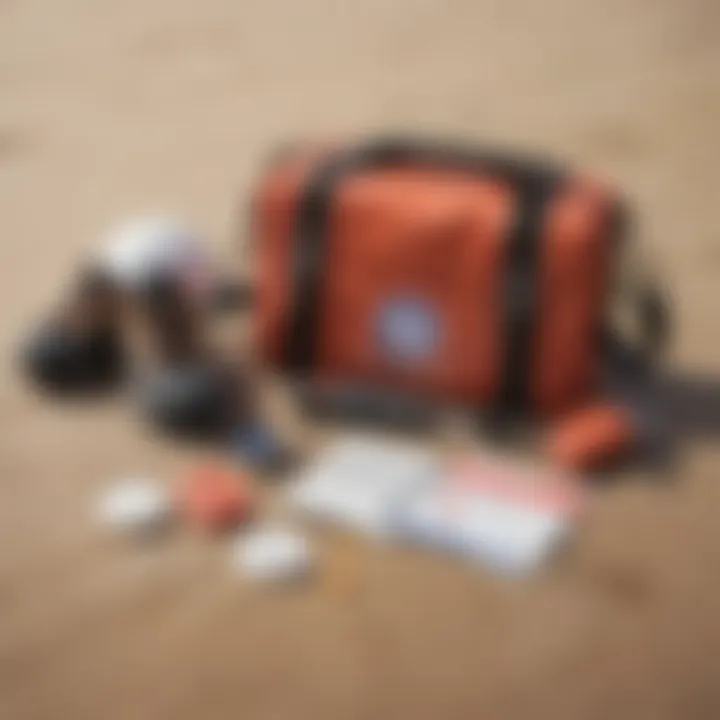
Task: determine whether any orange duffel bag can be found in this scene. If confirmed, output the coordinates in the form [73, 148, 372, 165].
[250, 137, 667, 420]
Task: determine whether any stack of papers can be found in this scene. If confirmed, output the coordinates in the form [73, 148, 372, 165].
[289, 438, 588, 576]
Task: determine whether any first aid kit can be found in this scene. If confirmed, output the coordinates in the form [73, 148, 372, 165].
[252, 136, 668, 421]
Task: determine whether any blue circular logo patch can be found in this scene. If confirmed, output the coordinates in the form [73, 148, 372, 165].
[376, 297, 440, 363]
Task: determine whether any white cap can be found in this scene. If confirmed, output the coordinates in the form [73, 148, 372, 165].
[98, 217, 211, 298]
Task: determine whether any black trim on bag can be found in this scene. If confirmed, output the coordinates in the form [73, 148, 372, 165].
[282, 137, 564, 415]
[283, 153, 363, 372]
[498, 176, 562, 417]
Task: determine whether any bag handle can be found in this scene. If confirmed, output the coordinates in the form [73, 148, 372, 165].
[322, 135, 563, 186]
[606, 276, 670, 375]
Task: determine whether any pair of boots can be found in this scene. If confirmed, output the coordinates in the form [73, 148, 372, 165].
[22, 221, 243, 438]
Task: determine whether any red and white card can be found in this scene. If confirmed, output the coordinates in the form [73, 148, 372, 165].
[393, 454, 588, 575]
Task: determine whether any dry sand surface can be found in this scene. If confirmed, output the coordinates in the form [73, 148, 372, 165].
[2, 0, 720, 718]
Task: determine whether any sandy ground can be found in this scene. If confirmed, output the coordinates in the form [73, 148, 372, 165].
[2, 0, 720, 718]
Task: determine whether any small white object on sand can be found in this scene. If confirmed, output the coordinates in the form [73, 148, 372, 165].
[98, 217, 211, 298]
[97, 478, 172, 535]
[234, 526, 313, 582]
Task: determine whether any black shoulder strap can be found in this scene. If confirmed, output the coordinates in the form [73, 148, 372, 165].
[283, 150, 365, 372]
[602, 208, 670, 377]
[282, 136, 564, 416]
[498, 174, 562, 417]
[605, 278, 670, 376]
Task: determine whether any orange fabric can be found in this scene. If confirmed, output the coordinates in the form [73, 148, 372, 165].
[545, 404, 637, 471]
[253, 151, 618, 413]
[532, 180, 615, 413]
[318, 168, 513, 401]
[179, 465, 253, 531]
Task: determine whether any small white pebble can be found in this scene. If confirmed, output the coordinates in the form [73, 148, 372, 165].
[97, 478, 172, 535]
[233, 526, 313, 582]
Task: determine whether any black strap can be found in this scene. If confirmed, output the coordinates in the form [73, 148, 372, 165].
[283, 151, 365, 372]
[602, 206, 670, 376]
[497, 176, 561, 416]
[605, 279, 670, 375]
[283, 137, 564, 415]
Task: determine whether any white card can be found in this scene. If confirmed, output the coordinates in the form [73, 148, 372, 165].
[290, 436, 440, 537]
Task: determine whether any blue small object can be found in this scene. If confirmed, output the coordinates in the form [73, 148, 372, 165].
[376, 296, 440, 364]
[231, 424, 287, 471]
